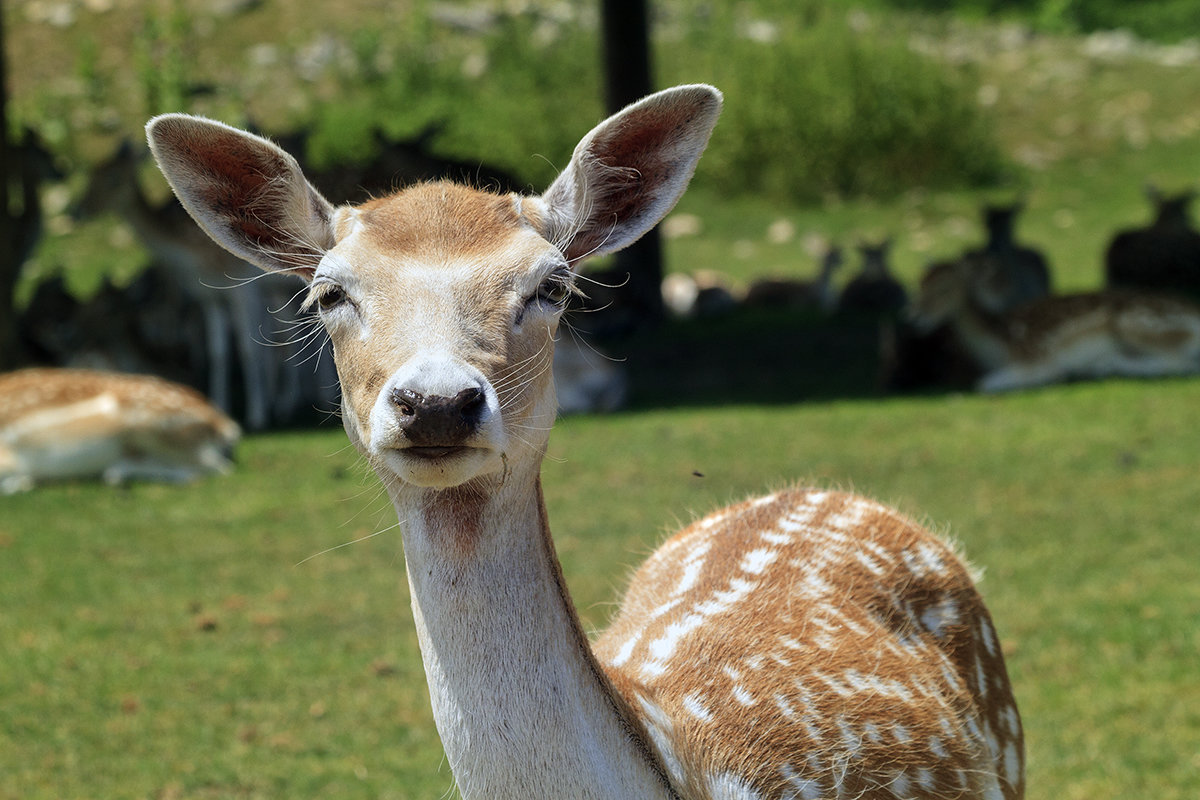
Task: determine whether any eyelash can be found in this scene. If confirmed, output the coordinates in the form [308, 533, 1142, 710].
[518, 269, 575, 323]
[532, 270, 574, 308]
[305, 281, 351, 313]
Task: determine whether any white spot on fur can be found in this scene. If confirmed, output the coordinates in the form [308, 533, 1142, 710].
[731, 684, 756, 706]
[919, 595, 960, 638]
[707, 770, 763, 799]
[1002, 703, 1021, 736]
[837, 716, 863, 758]
[683, 691, 713, 722]
[752, 493, 779, 508]
[929, 736, 949, 758]
[610, 635, 639, 667]
[675, 539, 712, 595]
[854, 550, 886, 575]
[904, 541, 950, 578]
[649, 597, 683, 621]
[761, 529, 791, 545]
[915, 767, 935, 791]
[780, 764, 823, 800]
[740, 547, 777, 575]
[979, 617, 999, 656]
[1004, 740, 1022, 787]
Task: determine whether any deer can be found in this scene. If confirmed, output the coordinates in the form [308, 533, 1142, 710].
[838, 238, 908, 318]
[912, 254, 1200, 393]
[964, 203, 1051, 313]
[0, 367, 240, 494]
[742, 245, 844, 313]
[147, 85, 1024, 800]
[1105, 185, 1200, 302]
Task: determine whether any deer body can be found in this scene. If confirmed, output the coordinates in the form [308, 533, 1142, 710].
[966, 204, 1050, 313]
[838, 240, 908, 317]
[0, 367, 239, 493]
[148, 85, 1023, 799]
[1105, 188, 1200, 301]
[915, 258, 1200, 392]
[742, 246, 844, 314]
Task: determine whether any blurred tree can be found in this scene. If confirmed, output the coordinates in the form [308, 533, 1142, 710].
[602, 0, 664, 329]
[0, 0, 17, 371]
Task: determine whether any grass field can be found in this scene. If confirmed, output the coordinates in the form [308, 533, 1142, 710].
[3, 378, 1199, 799]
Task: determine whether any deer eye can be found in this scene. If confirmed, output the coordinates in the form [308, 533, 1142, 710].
[530, 269, 575, 310]
[306, 282, 350, 313]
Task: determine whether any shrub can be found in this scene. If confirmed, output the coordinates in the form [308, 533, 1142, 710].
[304, 3, 1005, 203]
[659, 5, 1007, 201]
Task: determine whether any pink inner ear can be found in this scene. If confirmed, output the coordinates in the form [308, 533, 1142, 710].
[560, 101, 714, 263]
[179, 129, 321, 267]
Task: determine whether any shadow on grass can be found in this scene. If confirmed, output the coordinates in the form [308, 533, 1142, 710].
[588, 309, 915, 410]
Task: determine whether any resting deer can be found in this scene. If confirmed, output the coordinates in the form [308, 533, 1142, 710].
[838, 238, 908, 317]
[1105, 185, 1200, 302]
[965, 203, 1051, 313]
[742, 246, 844, 313]
[913, 255, 1200, 392]
[0, 367, 239, 494]
[147, 85, 1024, 800]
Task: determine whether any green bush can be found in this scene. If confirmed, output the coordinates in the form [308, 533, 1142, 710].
[881, 0, 1200, 41]
[660, 6, 1006, 202]
[303, 4, 1004, 202]
[304, 13, 603, 190]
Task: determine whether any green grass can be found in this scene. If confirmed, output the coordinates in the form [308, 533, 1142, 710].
[3, 379, 1199, 799]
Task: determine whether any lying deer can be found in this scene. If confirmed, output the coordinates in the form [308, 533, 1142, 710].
[965, 202, 1051, 313]
[1105, 185, 1200, 301]
[913, 255, 1200, 392]
[0, 368, 240, 494]
[148, 85, 1024, 800]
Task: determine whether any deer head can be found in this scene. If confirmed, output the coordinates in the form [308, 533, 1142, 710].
[147, 86, 721, 492]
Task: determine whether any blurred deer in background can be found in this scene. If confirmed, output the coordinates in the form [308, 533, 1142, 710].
[838, 238, 908, 317]
[148, 85, 1023, 799]
[0, 368, 239, 494]
[913, 255, 1200, 392]
[1105, 185, 1200, 302]
[965, 202, 1050, 313]
[743, 245, 844, 313]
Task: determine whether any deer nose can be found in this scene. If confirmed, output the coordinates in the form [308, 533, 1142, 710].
[391, 386, 487, 446]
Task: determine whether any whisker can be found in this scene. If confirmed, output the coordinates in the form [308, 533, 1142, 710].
[294, 519, 404, 566]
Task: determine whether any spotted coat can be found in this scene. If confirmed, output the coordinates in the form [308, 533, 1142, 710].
[595, 488, 1024, 800]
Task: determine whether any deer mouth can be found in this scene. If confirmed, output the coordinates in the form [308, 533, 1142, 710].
[404, 445, 473, 460]
[380, 442, 504, 489]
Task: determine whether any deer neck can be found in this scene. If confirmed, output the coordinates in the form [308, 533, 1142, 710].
[385, 463, 675, 800]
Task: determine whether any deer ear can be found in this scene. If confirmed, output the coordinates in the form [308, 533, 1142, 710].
[146, 114, 335, 281]
[539, 84, 721, 264]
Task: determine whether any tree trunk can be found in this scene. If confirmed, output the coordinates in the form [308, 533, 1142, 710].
[601, 0, 664, 329]
[0, 0, 21, 371]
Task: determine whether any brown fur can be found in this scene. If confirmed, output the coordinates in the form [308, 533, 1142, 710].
[597, 489, 1023, 799]
[358, 182, 525, 261]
